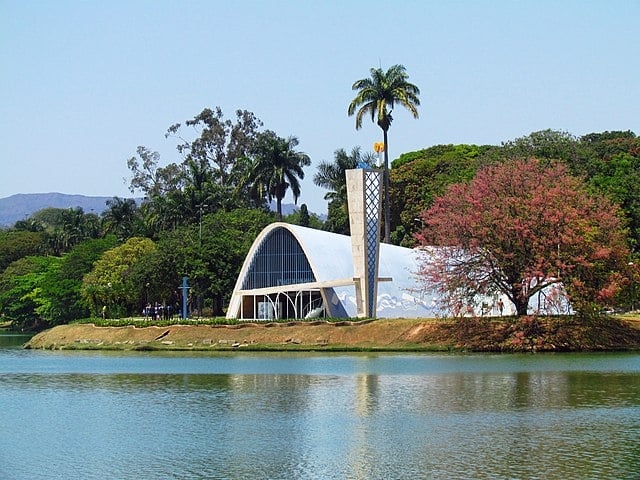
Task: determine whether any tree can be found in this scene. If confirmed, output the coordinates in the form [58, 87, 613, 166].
[389, 144, 492, 246]
[199, 209, 274, 315]
[298, 204, 310, 227]
[0, 255, 58, 330]
[0, 230, 44, 272]
[57, 207, 100, 253]
[101, 197, 140, 241]
[416, 158, 630, 316]
[313, 147, 376, 203]
[127, 146, 184, 198]
[313, 146, 375, 234]
[139, 192, 185, 238]
[579, 131, 640, 251]
[247, 130, 311, 221]
[495, 130, 584, 168]
[348, 64, 420, 243]
[587, 152, 640, 252]
[478, 129, 640, 251]
[19, 207, 101, 256]
[141, 208, 274, 317]
[128, 237, 184, 316]
[580, 130, 639, 164]
[166, 107, 264, 212]
[126, 146, 187, 237]
[81, 237, 156, 317]
[36, 236, 117, 325]
[283, 204, 324, 230]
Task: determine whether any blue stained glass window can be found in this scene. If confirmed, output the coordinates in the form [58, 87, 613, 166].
[241, 227, 316, 290]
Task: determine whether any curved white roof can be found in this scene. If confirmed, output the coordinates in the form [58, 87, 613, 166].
[227, 222, 572, 319]
[227, 222, 437, 319]
[285, 223, 355, 282]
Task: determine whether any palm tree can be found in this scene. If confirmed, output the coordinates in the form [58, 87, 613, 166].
[313, 146, 375, 204]
[248, 130, 311, 221]
[313, 147, 375, 233]
[102, 197, 139, 241]
[348, 64, 420, 243]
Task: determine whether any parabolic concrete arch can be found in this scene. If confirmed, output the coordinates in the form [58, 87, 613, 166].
[225, 222, 572, 320]
[226, 222, 436, 320]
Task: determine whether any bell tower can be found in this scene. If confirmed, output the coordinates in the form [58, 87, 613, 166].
[346, 168, 383, 318]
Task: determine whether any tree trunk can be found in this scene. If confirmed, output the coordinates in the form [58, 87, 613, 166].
[515, 302, 529, 316]
[212, 292, 224, 316]
[509, 284, 530, 316]
[382, 129, 391, 244]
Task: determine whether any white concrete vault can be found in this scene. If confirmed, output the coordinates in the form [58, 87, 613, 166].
[225, 222, 436, 320]
[224, 221, 573, 320]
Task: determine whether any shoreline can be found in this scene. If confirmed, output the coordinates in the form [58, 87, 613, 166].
[24, 316, 640, 352]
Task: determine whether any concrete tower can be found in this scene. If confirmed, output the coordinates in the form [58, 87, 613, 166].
[346, 168, 383, 318]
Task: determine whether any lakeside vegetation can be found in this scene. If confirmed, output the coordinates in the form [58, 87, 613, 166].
[2, 127, 638, 334]
[1, 66, 639, 335]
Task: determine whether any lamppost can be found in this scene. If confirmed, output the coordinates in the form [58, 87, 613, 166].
[103, 282, 112, 319]
[197, 203, 208, 246]
[145, 282, 150, 320]
[196, 203, 208, 318]
[629, 262, 636, 312]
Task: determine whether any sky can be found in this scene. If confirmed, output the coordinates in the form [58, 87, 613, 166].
[1, 0, 639, 215]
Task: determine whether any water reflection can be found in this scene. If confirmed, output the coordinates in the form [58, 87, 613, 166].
[355, 374, 379, 415]
[0, 333, 32, 347]
[0, 351, 638, 479]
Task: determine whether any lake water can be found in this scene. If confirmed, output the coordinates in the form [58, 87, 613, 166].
[1, 335, 639, 480]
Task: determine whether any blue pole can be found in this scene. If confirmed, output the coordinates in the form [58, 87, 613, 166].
[181, 276, 189, 320]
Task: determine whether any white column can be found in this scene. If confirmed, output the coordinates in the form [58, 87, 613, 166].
[346, 168, 383, 318]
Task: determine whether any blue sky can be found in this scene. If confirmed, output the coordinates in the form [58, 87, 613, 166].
[1, 0, 638, 214]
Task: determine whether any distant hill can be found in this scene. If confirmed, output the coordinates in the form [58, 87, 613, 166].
[0, 193, 121, 227]
[268, 201, 301, 217]
[0, 193, 321, 227]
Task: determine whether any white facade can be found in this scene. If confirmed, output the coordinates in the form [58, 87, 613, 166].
[226, 222, 437, 320]
[225, 221, 573, 320]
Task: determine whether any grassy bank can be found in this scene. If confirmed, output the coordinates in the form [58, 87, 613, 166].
[24, 314, 640, 352]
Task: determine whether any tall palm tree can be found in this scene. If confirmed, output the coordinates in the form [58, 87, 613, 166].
[249, 130, 311, 221]
[348, 64, 420, 243]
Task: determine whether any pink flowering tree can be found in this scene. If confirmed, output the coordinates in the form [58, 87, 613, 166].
[415, 158, 631, 316]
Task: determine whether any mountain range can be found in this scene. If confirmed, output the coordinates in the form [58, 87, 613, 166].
[0, 193, 119, 226]
[0, 193, 309, 227]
